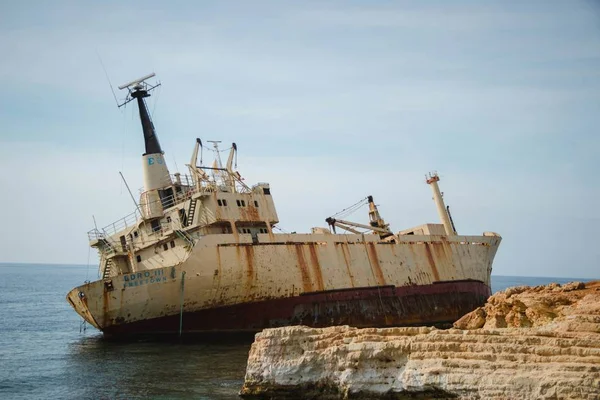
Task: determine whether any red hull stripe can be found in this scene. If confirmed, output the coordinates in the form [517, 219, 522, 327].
[103, 280, 491, 337]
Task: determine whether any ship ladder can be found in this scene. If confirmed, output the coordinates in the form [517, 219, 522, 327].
[99, 238, 117, 255]
[186, 199, 198, 227]
[101, 259, 114, 280]
[175, 229, 196, 250]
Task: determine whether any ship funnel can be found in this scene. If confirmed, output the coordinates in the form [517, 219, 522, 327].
[426, 173, 456, 236]
[119, 73, 171, 192]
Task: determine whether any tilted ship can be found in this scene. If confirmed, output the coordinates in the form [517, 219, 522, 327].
[66, 74, 502, 337]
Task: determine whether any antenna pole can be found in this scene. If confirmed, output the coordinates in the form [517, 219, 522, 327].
[207, 140, 223, 168]
[96, 51, 119, 108]
[119, 171, 142, 216]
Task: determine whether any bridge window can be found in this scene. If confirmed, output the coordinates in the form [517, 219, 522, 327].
[163, 243, 168, 251]
[236, 200, 241, 207]
[254, 201, 259, 207]
[218, 199, 223, 206]
[241, 200, 246, 206]
[222, 199, 227, 206]
[133, 231, 139, 238]
[136, 255, 141, 263]
[151, 220, 161, 232]
[170, 240, 175, 248]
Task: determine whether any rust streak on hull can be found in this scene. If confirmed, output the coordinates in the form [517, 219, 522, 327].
[367, 242, 386, 286]
[338, 242, 355, 287]
[214, 247, 222, 288]
[244, 245, 255, 290]
[294, 244, 313, 292]
[308, 244, 325, 291]
[424, 243, 441, 281]
[102, 289, 109, 327]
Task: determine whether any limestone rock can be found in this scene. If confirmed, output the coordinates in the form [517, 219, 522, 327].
[454, 280, 597, 331]
[240, 281, 600, 399]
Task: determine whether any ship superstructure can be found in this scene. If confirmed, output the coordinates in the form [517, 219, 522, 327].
[67, 74, 501, 337]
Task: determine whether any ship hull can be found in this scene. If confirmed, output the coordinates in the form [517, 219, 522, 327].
[67, 233, 501, 337]
[99, 280, 489, 337]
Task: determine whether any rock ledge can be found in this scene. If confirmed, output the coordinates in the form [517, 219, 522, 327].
[241, 281, 600, 399]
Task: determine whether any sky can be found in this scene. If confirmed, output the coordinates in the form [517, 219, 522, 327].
[0, 0, 598, 278]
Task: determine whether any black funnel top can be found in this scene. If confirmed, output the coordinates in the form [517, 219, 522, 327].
[132, 89, 162, 155]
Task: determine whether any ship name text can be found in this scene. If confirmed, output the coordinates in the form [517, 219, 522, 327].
[122, 269, 167, 289]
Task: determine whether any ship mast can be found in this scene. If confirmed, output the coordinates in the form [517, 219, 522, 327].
[426, 172, 456, 236]
[118, 73, 172, 192]
[131, 83, 161, 156]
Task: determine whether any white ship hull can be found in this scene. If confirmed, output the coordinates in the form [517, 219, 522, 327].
[67, 232, 501, 337]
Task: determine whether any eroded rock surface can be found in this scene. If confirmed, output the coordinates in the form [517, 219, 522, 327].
[454, 281, 599, 332]
[240, 281, 600, 399]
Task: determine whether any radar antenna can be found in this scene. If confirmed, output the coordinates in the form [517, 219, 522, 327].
[117, 73, 163, 155]
[117, 72, 161, 108]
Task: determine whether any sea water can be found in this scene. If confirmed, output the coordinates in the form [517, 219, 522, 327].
[0, 263, 594, 400]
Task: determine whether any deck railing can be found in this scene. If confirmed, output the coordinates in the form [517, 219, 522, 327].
[89, 173, 258, 239]
[88, 210, 140, 240]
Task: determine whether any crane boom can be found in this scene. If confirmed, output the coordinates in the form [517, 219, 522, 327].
[325, 196, 393, 238]
[326, 218, 390, 234]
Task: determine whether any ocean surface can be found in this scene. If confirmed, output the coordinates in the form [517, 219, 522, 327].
[0, 263, 595, 400]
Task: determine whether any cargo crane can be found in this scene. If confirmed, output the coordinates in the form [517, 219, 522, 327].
[326, 195, 393, 238]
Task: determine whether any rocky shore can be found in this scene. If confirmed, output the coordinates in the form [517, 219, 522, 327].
[240, 281, 600, 399]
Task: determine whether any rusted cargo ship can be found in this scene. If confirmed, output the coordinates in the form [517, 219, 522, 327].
[66, 74, 501, 337]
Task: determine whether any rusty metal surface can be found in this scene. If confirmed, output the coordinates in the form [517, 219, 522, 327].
[100, 280, 489, 336]
[67, 232, 501, 336]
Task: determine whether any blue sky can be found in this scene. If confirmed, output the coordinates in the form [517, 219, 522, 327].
[0, 1, 598, 278]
